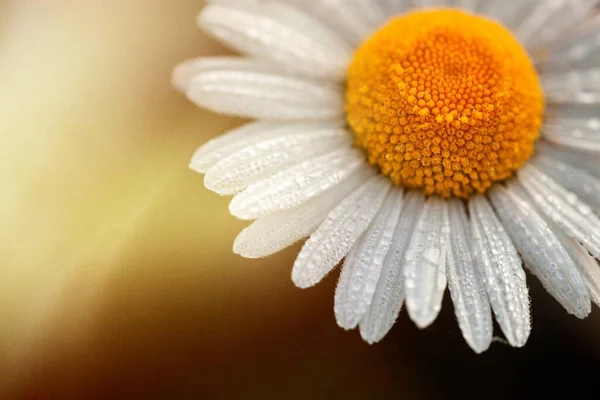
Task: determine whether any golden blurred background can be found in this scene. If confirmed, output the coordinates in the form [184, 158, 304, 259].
[1, 1, 599, 399]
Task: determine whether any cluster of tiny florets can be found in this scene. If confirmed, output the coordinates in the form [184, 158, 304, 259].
[346, 9, 544, 198]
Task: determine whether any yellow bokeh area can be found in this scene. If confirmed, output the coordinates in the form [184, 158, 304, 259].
[0, 1, 307, 396]
[1, 1, 599, 399]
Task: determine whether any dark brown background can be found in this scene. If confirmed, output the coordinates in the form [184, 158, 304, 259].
[1, 1, 599, 399]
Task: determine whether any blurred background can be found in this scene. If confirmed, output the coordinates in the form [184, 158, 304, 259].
[0, 1, 599, 399]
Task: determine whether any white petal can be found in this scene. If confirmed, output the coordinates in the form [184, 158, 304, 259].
[533, 155, 600, 211]
[543, 135, 600, 154]
[579, 259, 600, 308]
[206, 0, 253, 5]
[413, 0, 456, 7]
[187, 69, 343, 120]
[229, 148, 366, 220]
[377, 0, 412, 14]
[172, 57, 271, 93]
[454, 0, 481, 12]
[518, 0, 598, 53]
[543, 69, 600, 105]
[190, 120, 344, 174]
[536, 140, 600, 178]
[287, 0, 388, 45]
[403, 196, 450, 329]
[205, 124, 351, 195]
[552, 225, 600, 309]
[512, 0, 569, 49]
[337, 0, 388, 30]
[191, 121, 279, 174]
[541, 115, 600, 153]
[198, 3, 352, 80]
[477, 0, 535, 32]
[518, 164, 600, 259]
[469, 195, 531, 347]
[233, 168, 374, 258]
[545, 103, 599, 121]
[359, 192, 425, 344]
[334, 188, 404, 330]
[446, 199, 493, 354]
[292, 176, 391, 289]
[489, 183, 590, 318]
[543, 26, 600, 70]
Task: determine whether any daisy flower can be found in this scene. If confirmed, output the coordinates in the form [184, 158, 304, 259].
[174, 0, 600, 353]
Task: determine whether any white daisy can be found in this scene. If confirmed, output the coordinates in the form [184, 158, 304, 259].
[174, 0, 600, 353]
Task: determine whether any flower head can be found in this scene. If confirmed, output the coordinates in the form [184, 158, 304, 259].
[175, 0, 600, 353]
[347, 9, 544, 197]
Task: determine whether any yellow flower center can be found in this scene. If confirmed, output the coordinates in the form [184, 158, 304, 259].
[345, 9, 544, 198]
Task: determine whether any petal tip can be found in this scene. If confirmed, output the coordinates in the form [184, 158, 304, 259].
[413, 319, 434, 330]
[572, 306, 591, 320]
[203, 172, 238, 196]
[172, 63, 193, 93]
[291, 259, 328, 289]
[406, 302, 438, 330]
[189, 162, 204, 174]
[196, 5, 217, 30]
[189, 151, 210, 174]
[228, 199, 252, 220]
[335, 311, 359, 331]
[506, 330, 530, 348]
[359, 327, 384, 345]
[232, 242, 259, 259]
[408, 312, 436, 330]
[335, 320, 355, 331]
[291, 269, 315, 289]
[467, 338, 491, 354]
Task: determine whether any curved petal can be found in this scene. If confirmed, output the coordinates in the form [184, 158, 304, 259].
[205, 125, 351, 195]
[190, 121, 281, 174]
[455, 0, 481, 12]
[233, 168, 374, 258]
[190, 120, 345, 174]
[549, 222, 600, 309]
[517, 0, 598, 54]
[172, 57, 273, 93]
[446, 199, 493, 353]
[335, 188, 404, 330]
[532, 155, 600, 211]
[292, 176, 391, 289]
[518, 164, 600, 259]
[543, 69, 600, 106]
[542, 24, 600, 71]
[514, 188, 600, 310]
[545, 103, 599, 121]
[490, 183, 590, 318]
[359, 192, 425, 344]
[287, 0, 388, 45]
[512, 0, 578, 49]
[477, 0, 535, 32]
[563, 240, 600, 309]
[541, 114, 600, 152]
[199, 3, 352, 80]
[403, 196, 450, 329]
[469, 195, 531, 347]
[229, 148, 366, 220]
[187, 69, 343, 120]
[413, 0, 458, 8]
[377, 0, 412, 15]
[536, 140, 600, 178]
